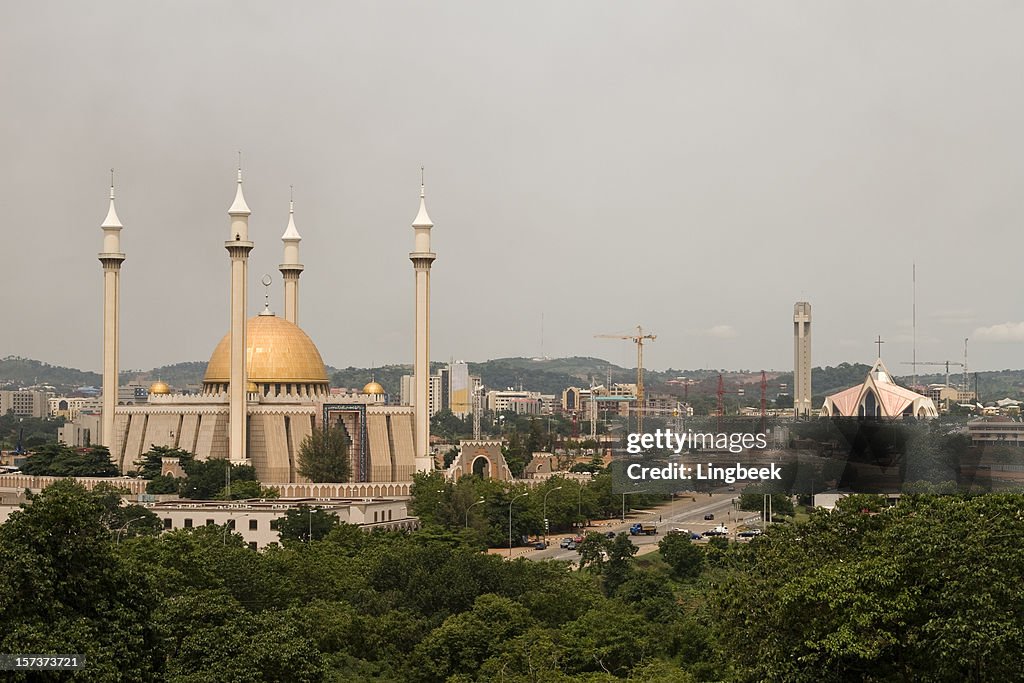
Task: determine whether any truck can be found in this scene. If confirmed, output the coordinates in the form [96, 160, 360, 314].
[629, 523, 658, 536]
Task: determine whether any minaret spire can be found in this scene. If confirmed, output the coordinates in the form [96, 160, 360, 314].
[410, 168, 437, 473]
[279, 185, 304, 324]
[99, 170, 126, 461]
[225, 158, 255, 463]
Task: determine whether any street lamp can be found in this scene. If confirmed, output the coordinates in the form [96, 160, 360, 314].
[465, 497, 486, 528]
[508, 492, 528, 558]
[542, 486, 563, 546]
[577, 482, 585, 526]
[621, 489, 647, 522]
[224, 513, 248, 545]
[116, 516, 146, 545]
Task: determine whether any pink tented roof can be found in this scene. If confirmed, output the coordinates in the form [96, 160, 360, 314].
[873, 382, 922, 417]
[829, 386, 861, 416]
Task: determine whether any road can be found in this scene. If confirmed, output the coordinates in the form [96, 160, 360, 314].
[524, 490, 757, 562]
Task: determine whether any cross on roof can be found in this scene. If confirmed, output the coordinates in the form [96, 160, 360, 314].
[875, 335, 884, 358]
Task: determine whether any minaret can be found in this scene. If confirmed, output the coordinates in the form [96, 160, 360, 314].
[279, 189, 303, 325]
[98, 171, 125, 451]
[410, 171, 436, 472]
[226, 164, 254, 462]
[793, 301, 812, 418]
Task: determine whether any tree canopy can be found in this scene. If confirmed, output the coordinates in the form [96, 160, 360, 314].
[298, 423, 352, 483]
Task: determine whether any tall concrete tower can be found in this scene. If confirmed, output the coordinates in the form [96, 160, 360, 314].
[226, 167, 254, 462]
[98, 174, 125, 449]
[793, 301, 812, 418]
[410, 174, 436, 472]
[279, 193, 303, 324]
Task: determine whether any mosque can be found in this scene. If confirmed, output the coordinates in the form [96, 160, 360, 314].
[97, 168, 436, 483]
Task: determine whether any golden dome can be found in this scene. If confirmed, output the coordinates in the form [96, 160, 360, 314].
[362, 381, 385, 395]
[246, 381, 259, 393]
[149, 381, 171, 395]
[203, 315, 329, 386]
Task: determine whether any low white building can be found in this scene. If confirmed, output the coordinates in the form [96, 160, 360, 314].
[152, 497, 417, 549]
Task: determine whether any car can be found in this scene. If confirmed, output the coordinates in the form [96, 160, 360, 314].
[573, 535, 584, 543]
[566, 541, 578, 551]
[690, 533, 703, 541]
[605, 531, 617, 539]
[737, 529, 763, 538]
[727, 486, 736, 492]
[703, 529, 727, 537]
[559, 538, 573, 549]
[704, 513, 715, 520]
[670, 527, 690, 535]
[533, 541, 548, 550]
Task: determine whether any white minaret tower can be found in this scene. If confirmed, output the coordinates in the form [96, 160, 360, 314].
[226, 163, 254, 462]
[98, 171, 125, 451]
[410, 171, 436, 472]
[279, 188, 303, 325]
[793, 301, 812, 418]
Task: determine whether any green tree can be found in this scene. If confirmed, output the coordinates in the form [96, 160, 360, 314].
[709, 493, 1024, 681]
[408, 594, 535, 681]
[146, 474, 179, 494]
[577, 531, 611, 573]
[20, 443, 118, 477]
[0, 480, 162, 681]
[132, 444, 193, 479]
[271, 505, 340, 543]
[604, 532, 639, 596]
[298, 423, 352, 483]
[178, 458, 257, 499]
[160, 589, 326, 682]
[658, 531, 704, 580]
[223, 479, 280, 500]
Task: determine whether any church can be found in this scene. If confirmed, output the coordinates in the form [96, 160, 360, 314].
[821, 358, 938, 419]
[97, 168, 436, 484]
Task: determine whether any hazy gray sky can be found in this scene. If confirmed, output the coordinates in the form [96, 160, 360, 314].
[2, 1, 1022, 375]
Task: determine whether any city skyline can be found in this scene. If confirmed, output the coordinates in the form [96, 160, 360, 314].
[3, 2, 1023, 374]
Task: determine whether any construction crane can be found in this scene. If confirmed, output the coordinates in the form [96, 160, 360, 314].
[899, 360, 964, 390]
[595, 325, 656, 433]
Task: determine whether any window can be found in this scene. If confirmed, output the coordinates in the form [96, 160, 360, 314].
[248, 542, 258, 551]
[388, 509, 393, 521]
[184, 518, 193, 529]
[373, 511, 378, 523]
[163, 518, 172, 529]
[206, 519, 215, 526]
[227, 519, 236, 530]
[249, 519, 258, 531]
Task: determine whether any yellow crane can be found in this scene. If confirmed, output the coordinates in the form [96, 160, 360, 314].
[594, 325, 656, 433]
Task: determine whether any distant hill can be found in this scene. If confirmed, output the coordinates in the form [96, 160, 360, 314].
[0, 357, 101, 392]
[5, 355, 1023, 403]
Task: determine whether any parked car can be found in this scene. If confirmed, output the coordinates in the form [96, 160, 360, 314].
[559, 538, 573, 549]
[566, 541, 578, 551]
[533, 541, 548, 550]
[703, 529, 727, 537]
[704, 513, 715, 520]
[605, 531, 617, 539]
[737, 529, 763, 538]
[690, 533, 703, 540]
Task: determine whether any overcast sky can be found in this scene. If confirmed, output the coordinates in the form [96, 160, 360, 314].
[2, 1, 1022, 375]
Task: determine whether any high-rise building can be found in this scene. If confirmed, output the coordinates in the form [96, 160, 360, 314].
[793, 301, 812, 418]
[0, 390, 49, 418]
[448, 361, 471, 417]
